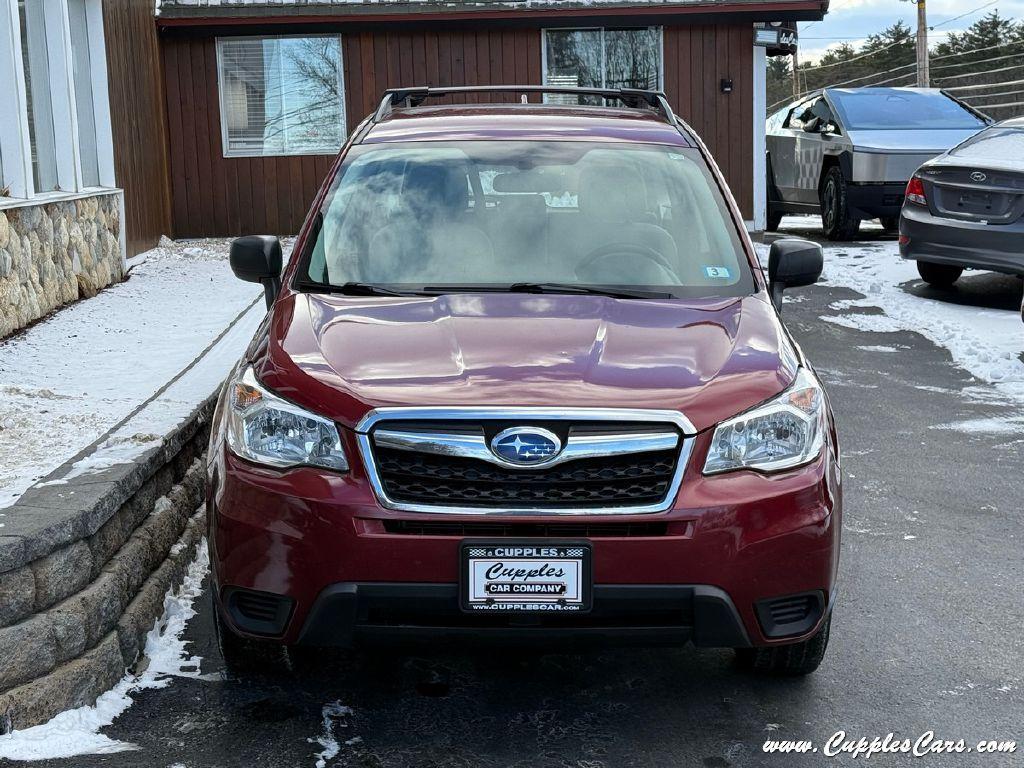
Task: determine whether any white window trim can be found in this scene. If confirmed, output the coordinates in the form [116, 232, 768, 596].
[0, 0, 33, 198]
[215, 34, 348, 159]
[541, 27, 665, 94]
[0, 0, 116, 202]
[751, 43, 767, 232]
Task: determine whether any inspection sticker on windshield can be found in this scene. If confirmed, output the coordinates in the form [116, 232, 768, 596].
[703, 266, 732, 279]
[460, 542, 592, 613]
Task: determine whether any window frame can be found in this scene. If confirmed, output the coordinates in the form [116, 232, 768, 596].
[215, 34, 348, 160]
[541, 26, 664, 97]
[0, 0, 114, 203]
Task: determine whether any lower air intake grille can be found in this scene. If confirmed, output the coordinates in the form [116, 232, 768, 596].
[225, 587, 294, 637]
[755, 592, 825, 639]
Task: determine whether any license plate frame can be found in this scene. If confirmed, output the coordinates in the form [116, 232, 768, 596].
[459, 540, 593, 614]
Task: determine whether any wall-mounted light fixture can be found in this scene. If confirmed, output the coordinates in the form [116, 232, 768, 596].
[721, 78, 734, 94]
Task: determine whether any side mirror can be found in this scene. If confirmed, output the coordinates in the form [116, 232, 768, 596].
[768, 238, 823, 311]
[802, 116, 822, 133]
[230, 235, 283, 309]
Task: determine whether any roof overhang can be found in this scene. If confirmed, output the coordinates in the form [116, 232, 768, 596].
[156, 0, 828, 31]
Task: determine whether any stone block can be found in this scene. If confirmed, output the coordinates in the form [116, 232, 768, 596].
[0, 632, 124, 732]
[0, 566, 35, 627]
[0, 614, 58, 692]
[30, 540, 93, 611]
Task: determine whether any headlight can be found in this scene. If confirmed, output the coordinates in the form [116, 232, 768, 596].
[703, 368, 826, 475]
[225, 367, 348, 471]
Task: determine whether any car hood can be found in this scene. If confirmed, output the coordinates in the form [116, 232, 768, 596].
[846, 128, 982, 154]
[255, 292, 799, 434]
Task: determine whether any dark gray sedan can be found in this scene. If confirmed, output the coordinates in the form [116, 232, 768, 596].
[900, 118, 1024, 287]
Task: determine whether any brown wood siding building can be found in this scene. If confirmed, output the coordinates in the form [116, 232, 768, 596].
[101, 0, 173, 256]
[161, 24, 753, 239]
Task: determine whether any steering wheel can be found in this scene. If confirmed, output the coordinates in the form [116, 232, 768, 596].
[575, 242, 681, 284]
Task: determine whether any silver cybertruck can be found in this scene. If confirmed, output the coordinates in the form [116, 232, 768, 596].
[766, 87, 989, 240]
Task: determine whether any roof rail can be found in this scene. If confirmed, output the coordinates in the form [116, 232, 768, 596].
[372, 85, 677, 125]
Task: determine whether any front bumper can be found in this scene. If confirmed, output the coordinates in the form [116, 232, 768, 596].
[208, 429, 842, 649]
[900, 204, 1024, 275]
[846, 182, 907, 220]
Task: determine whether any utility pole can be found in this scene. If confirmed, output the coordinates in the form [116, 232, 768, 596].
[792, 48, 800, 97]
[916, 0, 930, 86]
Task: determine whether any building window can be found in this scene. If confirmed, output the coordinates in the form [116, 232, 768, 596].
[217, 35, 347, 158]
[18, 0, 59, 192]
[543, 28, 662, 103]
[68, 0, 99, 188]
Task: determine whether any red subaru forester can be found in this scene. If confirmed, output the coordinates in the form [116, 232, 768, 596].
[208, 87, 840, 675]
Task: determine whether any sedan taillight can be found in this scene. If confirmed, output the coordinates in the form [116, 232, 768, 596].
[906, 176, 927, 206]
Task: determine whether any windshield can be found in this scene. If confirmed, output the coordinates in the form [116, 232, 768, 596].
[300, 141, 754, 299]
[829, 89, 986, 131]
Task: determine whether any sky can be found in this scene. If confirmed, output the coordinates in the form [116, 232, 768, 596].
[799, 0, 1024, 62]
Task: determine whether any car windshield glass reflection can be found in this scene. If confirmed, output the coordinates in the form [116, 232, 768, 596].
[830, 88, 986, 130]
[301, 141, 754, 299]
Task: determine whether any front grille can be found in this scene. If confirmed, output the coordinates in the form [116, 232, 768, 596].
[373, 446, 679, 509]
[382, 520, 671, 537]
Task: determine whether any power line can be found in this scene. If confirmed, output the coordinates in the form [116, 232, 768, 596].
[946, 76, 1024, 92]
[937, 62, 1024, 81]
[929, 0, 999, 31]
[798, 38, 912, 72]
[961, 86, 1024, 101]
[931, 50, 1024, 73]
[962, 99, 1024, 108]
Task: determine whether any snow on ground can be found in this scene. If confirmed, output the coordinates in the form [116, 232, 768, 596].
[761, 218, 1024, 425]
[0, 540, 210, 762]
[0, 238, 288, 508]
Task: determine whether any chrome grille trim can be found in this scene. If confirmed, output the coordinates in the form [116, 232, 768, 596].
[373, 428, 680, 471]
[355, 407, 695, 516]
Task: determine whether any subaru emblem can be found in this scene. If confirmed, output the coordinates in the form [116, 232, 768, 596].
[490, 427, 562, 466]
[971, 171, 987, 182]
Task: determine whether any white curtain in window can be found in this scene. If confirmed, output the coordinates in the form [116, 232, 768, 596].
[218, 36, 346, 157]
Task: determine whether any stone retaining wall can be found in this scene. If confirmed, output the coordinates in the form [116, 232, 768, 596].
[0, 396, 215, 732]
[0, 192, 124, 338]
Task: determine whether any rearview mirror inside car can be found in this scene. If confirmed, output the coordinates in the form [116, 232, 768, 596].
[768, 238, 824, 311]
[230, 235, 283, 309]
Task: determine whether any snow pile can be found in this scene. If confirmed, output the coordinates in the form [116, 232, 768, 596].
[0, 541, 210, 762]
[309, 702, 354, 768]
[761, 222, 1024, 416]
[0, 237, 286, 508]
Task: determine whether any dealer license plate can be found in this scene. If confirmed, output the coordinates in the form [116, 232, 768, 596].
[460, 541, 592, 613]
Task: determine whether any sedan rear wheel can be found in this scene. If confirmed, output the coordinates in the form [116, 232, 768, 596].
[917, 261, 963, 288]
[820, 167, 860, 241]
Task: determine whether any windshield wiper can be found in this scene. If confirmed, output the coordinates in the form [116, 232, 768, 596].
[297, 281, 412, 297]
[422, 283, 671, 299]
[508, 282, 673, 300]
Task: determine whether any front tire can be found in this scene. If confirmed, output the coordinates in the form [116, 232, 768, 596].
[917, 260, 963, 288]
[820, 167, 860, 241]
[735, 613, 831, 676]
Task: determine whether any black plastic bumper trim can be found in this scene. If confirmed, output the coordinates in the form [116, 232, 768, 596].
[295, 582, 751, 649]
